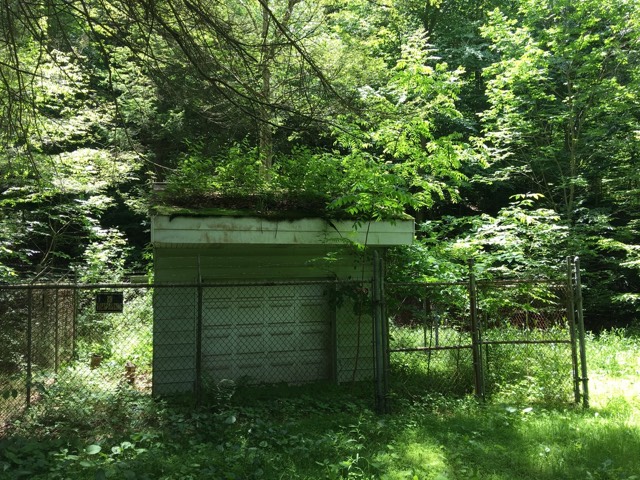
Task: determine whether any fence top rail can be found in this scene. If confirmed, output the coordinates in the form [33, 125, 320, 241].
[387, 281, 468, 287]
[388, 277, 564, 288]
[0, 279, 370, 290]
[0, 282, 151, 290]
[476, 279, 566, 288]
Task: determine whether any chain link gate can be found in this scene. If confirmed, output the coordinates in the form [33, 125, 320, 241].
[384, 257, 588, 407]
[385, 279, 476, 400]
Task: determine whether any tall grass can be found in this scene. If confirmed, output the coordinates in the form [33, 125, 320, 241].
[389, 323, 576, 404]
[389, 324, 475, 397]
[0, 328, 638, 479]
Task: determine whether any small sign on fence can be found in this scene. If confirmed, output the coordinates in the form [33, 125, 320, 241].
[95, 292, 124, 313]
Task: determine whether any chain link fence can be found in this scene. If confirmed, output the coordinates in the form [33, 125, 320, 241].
[386, 281, 475, 397]
[152, 280, 374, 396]
[1, 280, 376, 431]
[385, 258, 588, 407]
[0, 285, 153, 434]
[1, 260, 588, 431]
[0, 287, 76, 431]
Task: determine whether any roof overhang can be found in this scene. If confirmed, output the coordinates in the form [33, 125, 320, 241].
[151, 215, 414, 247]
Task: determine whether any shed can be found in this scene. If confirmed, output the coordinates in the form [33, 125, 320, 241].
[151, 212, 414, 394]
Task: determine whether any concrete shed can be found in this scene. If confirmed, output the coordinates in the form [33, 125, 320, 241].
[151, 213, 414, 394]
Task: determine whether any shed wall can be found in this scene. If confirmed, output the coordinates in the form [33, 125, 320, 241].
[152, 245, 377, 394]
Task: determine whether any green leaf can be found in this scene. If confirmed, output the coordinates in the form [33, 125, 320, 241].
[85, 444, 102, 455]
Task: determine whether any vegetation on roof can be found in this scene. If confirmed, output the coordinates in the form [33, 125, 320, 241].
[154, 144, 417, 221]
[151, 191, 335, 220]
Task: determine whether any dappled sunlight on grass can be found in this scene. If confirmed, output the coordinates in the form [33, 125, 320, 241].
[590, 374, 640, 411]
[372, 432, 452, 480]
[398, 399, 640, 480]
[1, 331, 639, 479]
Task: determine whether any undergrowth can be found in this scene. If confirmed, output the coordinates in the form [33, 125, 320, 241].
[0, 330, 638, 479]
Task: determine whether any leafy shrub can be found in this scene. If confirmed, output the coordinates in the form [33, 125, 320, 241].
[162, 143, 420, 220]
[273, 148, 343, 198]
[164, 145, 219, 196]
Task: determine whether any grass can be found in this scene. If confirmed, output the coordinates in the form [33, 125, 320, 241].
[1, 329, 639, 479]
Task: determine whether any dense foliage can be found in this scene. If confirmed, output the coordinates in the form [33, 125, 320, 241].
[1, 0, 639, 328]
[1, 330, 639, 478]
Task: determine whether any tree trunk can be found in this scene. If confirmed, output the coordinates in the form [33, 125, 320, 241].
[259, 0, 273, 176]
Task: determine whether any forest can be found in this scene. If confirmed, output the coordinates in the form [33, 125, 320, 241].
[1, 0, 639, 330]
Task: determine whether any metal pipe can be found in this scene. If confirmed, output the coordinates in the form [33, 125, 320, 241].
[26, 287, 33, 408]
[195, 258, 203, 404]
[372, 251, 387, 413]
[566, 256, 580, 404]
[391, 345, 474, 353]
[0, 279, 363, 290]
[55, 288, 60, 373]
[468, 260, 485, 399]
[574, 257, 589, 408]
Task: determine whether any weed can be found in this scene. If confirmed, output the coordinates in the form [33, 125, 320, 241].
[1, 330, 639, 479]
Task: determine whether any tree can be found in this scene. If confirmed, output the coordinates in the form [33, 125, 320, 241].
[478, 0, 640, 326]
[325, 28, 481, 219]
[0, 1, 148, 279]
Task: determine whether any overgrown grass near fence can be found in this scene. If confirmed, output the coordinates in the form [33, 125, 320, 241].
[482, 325, 574, 404]
[0, 330, 638, 479]
[389, 324, 575, 404]
[0, 288, 153, 431]
[389, 325, 475, 397]
[73, 289, 153, 375]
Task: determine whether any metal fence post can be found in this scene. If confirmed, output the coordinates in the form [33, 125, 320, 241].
[54, 288, 60, 373]
[566, 256, 580, 404]
[574, 257, 589, 408]
[468, 260, 485, 399]
[382, 261, 390, 408]
[373, 250, 388, 413]
[72, 282, 78, 359]
[26, 287, 33, 408]
[195, 259, 203, 404]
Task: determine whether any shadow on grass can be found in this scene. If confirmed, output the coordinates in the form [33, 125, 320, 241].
[1, 375, 639, 480]
[391, 396, 640, 480]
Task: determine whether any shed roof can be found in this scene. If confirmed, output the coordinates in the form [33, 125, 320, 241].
[151, 215, 414, 247]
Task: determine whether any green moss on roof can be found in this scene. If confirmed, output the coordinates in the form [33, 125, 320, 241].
[151, 190, 332, 218]
[151, 205, 329, 220]
[150, 188, 412, 221]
